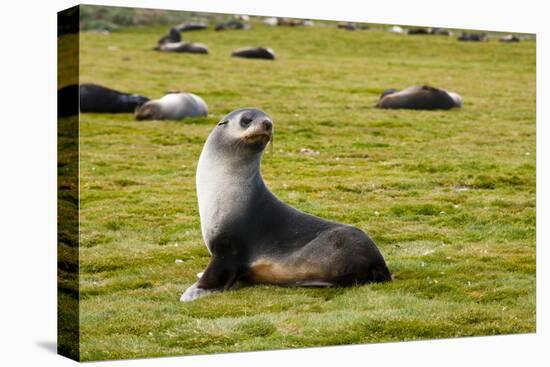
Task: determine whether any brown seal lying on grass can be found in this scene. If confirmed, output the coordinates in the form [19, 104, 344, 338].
[180, 108, 391, 301]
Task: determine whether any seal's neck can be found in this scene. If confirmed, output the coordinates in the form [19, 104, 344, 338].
[197, 143, 263, 183]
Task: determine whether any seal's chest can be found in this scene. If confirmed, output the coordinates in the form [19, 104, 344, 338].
[197, 183, 248, 243]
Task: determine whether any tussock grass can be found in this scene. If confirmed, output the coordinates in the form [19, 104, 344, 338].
[75, 20, 535, 361]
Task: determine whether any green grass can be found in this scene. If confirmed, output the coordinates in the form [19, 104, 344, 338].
[74, 19, 535, 361]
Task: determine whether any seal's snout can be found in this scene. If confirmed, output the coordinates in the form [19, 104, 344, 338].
[241, 117, 273, 146]
[135, 103, 159, 121]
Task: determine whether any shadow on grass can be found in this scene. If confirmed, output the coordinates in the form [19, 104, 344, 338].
[36, 340, 57, 354]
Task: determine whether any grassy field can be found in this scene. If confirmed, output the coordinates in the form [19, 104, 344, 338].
[73, 20, 535, 361]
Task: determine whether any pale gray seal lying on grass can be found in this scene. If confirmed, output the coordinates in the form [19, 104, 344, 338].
[180, 108, 391, 301]
[376, 85, 463, 110]
[134, 92, 208, 121]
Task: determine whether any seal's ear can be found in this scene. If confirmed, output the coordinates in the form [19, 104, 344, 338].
[218, 119, 229, 126]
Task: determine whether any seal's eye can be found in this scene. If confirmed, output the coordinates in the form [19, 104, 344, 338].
[218, 119, 229, 126]
[240, 116, 253, 127]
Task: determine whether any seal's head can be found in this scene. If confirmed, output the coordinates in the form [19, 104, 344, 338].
[375, 88, 398, 107]
[447, 91, 463, 108]
[135, 102, 162, 121]
[380, 88, 398, 98]
[210, 108, 273, 155]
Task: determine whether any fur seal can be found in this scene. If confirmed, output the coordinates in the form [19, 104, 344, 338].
[180, 108, 391, 302]
[430, 27, 451, 36]
[338, 22, 357, 31]
[376, 85, 462, 110]
[58, 83, 149, 116]
[158, 27, 181, 45]
[134, 92, 208, 121]
[174, 22, 208, 32]
[231, 47, 275, 60]
[215, 20, 249, 31]
[389, 25, 405, 34]
[458, 32, 487, 42]
[155, 42, 209, 54]
[277, 18, 301, 26]
[407, 27, 450, 35]
[500, 34, 520, 42]
[407, 27, 430, 35]
[154, 42, 208, 54]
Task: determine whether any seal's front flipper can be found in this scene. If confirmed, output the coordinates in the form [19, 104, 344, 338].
[197, 256, 242, 290]
[180, 281, 213, 302]
[180, 256, 243, 302]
